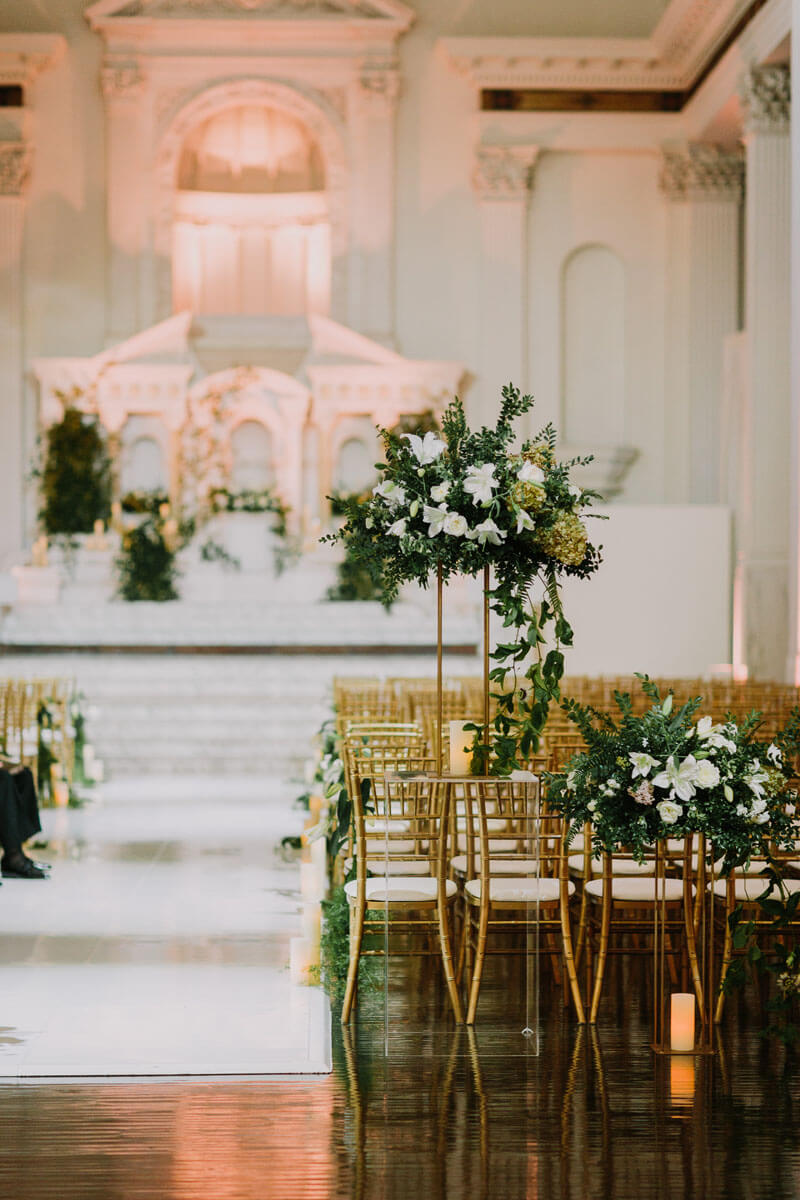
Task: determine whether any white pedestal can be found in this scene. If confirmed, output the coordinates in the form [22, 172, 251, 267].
[11, 565, 60, 606]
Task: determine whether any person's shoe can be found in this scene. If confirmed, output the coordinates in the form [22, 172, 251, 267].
[1, 856, 48, 879]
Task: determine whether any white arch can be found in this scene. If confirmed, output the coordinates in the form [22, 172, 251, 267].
[154, 78, 349, 321]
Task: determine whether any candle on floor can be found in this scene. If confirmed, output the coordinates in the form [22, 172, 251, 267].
[53, 780, 70, 808]
[90, 759, 105, 783]
[289, 936, 317, 986]
[302, 903, 321, 945]
[308, 793, 323, 821]
[310, 836, 326, 873]
[449, 720, 472, 775]
[670, 993, 695, 1053]
[83, 744, 95, 770]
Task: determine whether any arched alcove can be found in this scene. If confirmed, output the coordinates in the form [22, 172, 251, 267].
[334, 437, 375, 494]
[156, 79, 348, 324]
[561, 244, 626, 446]
[120, 426, 169, 496]
[230, 418, 274, 491]
[172, 102, 331, 318]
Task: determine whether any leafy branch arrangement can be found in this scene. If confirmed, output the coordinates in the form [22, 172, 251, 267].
[326, 385, 603, 773]
[545, 675, 800, 871]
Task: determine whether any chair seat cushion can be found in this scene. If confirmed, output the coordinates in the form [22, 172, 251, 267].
[464, 877, 573, 903]
[365, 817, 411, 834]
[344, 876, 457, 903]
[450, 854, 540, 876]
[711, 876, 800, 902]
[567, 854, 655, 876]
[584, 877, 689, 902]
[344, 857, 432, 877]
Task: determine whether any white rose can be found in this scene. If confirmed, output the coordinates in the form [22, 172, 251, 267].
[694, 760, 720, 789]
[657, 799, 682, 825]
[443, 511, 468, 537]
[430, 482, 451, 503]
[767, 743, 783, 765]
[517, 461, 545, 486]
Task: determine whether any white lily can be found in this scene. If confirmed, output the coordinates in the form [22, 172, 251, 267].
[568, 483, 583, 501]
[464, 463, 498, 505]
[629, 751, 660, 778]
[767, 742, 783, 765]
[652, 754, 698, 802]
[373, 479, 406, 509]
[404, 431, 446, 464]
[443, 511, 468, 537]
[430, 481, 451, 503]
[515, 509, 535, 534]
[423, 503, 448, 537]
[467, 518, 506, 546]
[517, 461, 545, 486]
[387, 518, 407, 536]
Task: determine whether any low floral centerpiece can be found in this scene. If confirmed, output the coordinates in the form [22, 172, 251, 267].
[327, 385, 603, 773]
[545, 676, 800, 871]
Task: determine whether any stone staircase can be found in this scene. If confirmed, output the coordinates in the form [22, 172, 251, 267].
[0, 651, 478, 779]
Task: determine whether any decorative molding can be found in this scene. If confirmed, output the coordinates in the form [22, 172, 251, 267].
[739, 63, 790, 133]
[0, 34, 66, 88]
[438, 0, 760, 93]
[472, 145, 539, 202]
[0, 142, 31, 197]
[358, 58, 401, 108]
[101, 60, 147, 100]
[660, 142, 744, 200]
[89, 0, 413, 19]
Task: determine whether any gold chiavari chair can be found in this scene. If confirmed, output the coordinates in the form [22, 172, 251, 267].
[453, 777, 584, 1024]
[341, 774, 462, 1023]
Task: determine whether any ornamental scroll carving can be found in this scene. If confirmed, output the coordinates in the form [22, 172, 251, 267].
[472, 146, 538, 202]
[740, 65, 791, 134]
[660, 144, 744, 202]
[0, 143, 31, 196]
[101, 61, 146, 101]
[358, 60, 401, 109]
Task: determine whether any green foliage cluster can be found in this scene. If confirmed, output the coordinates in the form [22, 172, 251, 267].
[38, 406, 112, 536]
[319, 884, 384, 1007]
[116, 517, 179, 602]
[545, 675, 800, 870]
[326, 385, 603, 773]
[121, 490, 169, 515]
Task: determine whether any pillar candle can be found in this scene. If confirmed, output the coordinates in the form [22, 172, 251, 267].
[670, 993, 695, 1053]
[449, 720, 472, 775]
[300, 861, 325, 902]
[301, 903, 321, 945]
[53, 780, 70, 808]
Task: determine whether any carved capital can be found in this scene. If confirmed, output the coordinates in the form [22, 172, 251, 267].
[660, 143, 744, 202]
[472, 145, 538, 202]
[0, 142, 31, 196]
[358, 60, 401, 110]
[101, 60, 147, 102]
[740, 64, 790, 134]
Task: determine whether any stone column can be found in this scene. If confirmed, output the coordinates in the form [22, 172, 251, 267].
[0, 141, 30, 564]
[660, 144, 743, 504]
[102, 59, 148, 342]
[790, 8, 800, 684]
[472, 145, 538, 423]
[738, 65, 791, 680]
[348, 59, 401, 344]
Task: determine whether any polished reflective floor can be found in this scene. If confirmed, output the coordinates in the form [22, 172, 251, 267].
[1, 964, 799, 1198]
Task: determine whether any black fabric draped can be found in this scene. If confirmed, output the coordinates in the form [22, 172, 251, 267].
[0, 768, 42, 852]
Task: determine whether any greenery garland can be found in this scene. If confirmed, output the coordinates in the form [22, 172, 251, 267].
[37, 405, 112, 536]
[116, 515, 179, 602]
[327, 385, 603, 773]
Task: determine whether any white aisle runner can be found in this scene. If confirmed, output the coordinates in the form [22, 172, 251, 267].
[0, 778, 331, 1076]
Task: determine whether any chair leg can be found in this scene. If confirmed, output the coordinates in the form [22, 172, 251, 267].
[561, 887, 586, 1023]
[341, 898, 366, 1024]
[589, 889, 612, 1024]
[438, 897, 464, 1023]
[466, 900, 490, 1025]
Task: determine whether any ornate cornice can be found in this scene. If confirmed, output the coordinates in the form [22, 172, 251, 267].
[0, 142, 31, 197]
[439, 0, 758, 93]
[101, 59, 147, 100]
[0, 34, 66, 88]
[660, 142, 744, 200]
[739, 64, 790, 134]
[472, 145, 538, 202]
